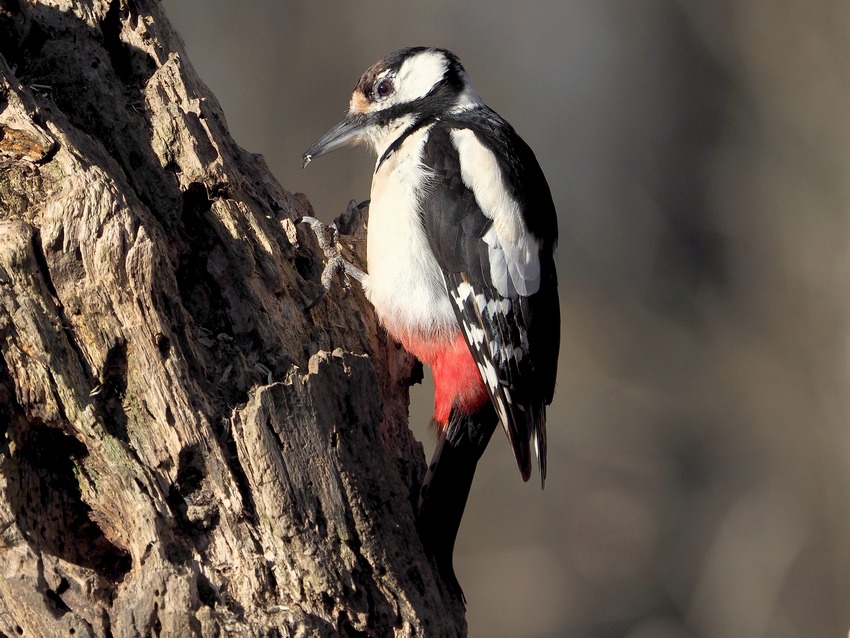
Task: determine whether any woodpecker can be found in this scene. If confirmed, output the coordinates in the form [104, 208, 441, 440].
[302, 47, 559, 598]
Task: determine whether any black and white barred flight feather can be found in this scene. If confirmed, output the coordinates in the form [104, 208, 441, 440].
[419, 113, 559, 483]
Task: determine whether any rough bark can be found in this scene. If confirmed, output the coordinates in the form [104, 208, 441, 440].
[0, 1, 464, 636]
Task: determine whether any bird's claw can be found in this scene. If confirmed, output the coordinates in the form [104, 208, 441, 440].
[297, 215, 366, 310]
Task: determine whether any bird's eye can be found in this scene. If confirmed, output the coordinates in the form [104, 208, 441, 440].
[375, 79, 394, 99]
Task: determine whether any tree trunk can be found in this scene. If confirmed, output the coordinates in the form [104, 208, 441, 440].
[0, 1, 464, 635]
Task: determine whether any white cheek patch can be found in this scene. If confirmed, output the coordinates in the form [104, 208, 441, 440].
[394, 50, 449, 104]
[450, 128, 541, 297]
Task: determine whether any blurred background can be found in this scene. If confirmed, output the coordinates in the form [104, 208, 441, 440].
[162, 2, 850, 636]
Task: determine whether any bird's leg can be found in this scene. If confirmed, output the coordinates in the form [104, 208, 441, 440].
[297, 215, 367, 310]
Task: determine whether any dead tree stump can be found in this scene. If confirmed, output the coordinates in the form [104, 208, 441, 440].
[0, 1, 464, 635]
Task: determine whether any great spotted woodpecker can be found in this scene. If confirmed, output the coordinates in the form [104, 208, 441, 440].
[302, 47, 559, 598]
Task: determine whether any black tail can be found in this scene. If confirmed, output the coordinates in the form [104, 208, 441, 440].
[416, 403, 498, 602]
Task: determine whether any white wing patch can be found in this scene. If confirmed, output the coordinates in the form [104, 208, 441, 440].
[450, 128, 541, 297]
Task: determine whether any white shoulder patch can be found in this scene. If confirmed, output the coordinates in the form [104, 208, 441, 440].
[450, 128, 541, 297]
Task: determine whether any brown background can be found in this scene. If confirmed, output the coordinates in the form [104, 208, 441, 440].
[162, 2, 850, 636]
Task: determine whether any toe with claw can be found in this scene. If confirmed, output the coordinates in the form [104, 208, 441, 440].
[297, 215, 367, 310]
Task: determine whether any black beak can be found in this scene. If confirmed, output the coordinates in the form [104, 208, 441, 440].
[301, 113, 368, 169]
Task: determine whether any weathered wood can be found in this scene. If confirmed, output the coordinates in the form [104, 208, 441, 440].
[0, 1, 464, 635]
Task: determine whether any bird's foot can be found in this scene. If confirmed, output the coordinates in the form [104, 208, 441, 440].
[297, 215, 367, 310]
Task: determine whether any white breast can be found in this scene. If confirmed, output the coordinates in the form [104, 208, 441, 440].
[363, 125, 457, 338]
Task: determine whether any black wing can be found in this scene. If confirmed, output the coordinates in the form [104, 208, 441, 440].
[420, 114, 560, 482]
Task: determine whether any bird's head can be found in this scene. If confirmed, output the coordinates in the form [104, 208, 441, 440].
[302, 47, 480, 167]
